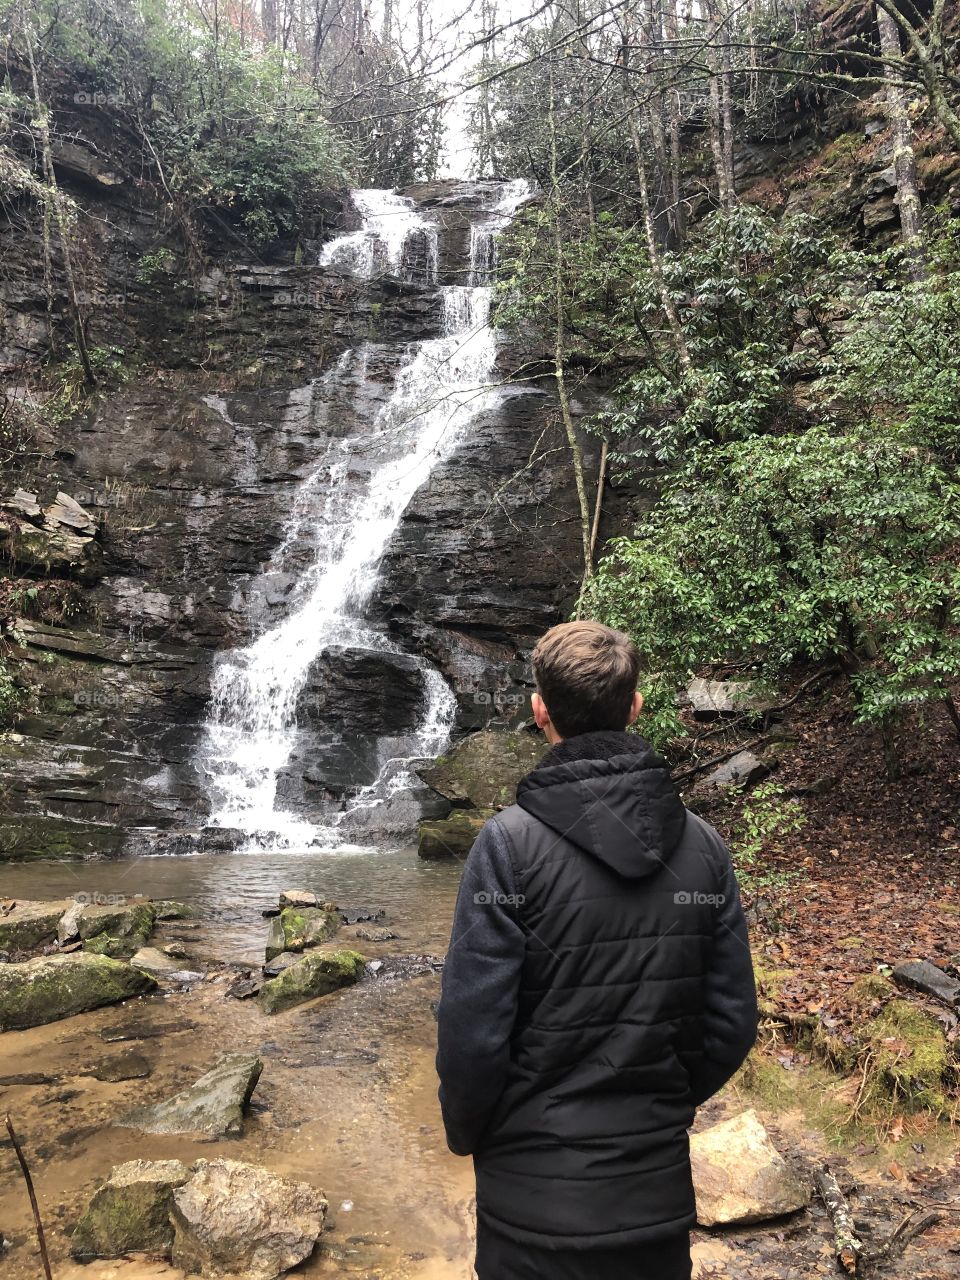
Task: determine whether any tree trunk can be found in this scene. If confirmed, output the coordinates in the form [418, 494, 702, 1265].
[548, 63, 593, 599]
[662, 0, 686, 244]
[629, 110, 695, 378]
[263, 0, 278, 44]
[704, 0, 735, 210]
[22, 18, 96, 387]
[874, 0, 960, 152]
[876, 3, 926, 280]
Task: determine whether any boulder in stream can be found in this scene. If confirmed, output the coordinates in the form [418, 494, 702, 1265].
[264, 905, 339, 962]
[278, 888, 318, 909]
[117, 1052, 263, 1138]
[0, 899, 73, 952]
[71, 1158, 191, 1259]
[79, 900, 156, 959]
[171, 1158, 327, 1280]
[0, 952, 158, 1030]
[690, 1109, 809, 1226]
[258, 950, 364, 1014]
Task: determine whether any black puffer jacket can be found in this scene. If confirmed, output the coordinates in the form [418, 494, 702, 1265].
[436, 731, 758, 1248]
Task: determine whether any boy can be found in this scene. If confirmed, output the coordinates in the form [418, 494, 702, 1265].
[436, 621, 758, 1280]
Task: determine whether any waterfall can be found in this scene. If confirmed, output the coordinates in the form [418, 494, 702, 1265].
[200, 182, 530, 849]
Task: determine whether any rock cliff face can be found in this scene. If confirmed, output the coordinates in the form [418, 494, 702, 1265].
[0, 177, 606, 856]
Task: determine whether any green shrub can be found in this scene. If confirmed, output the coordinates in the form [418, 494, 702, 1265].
[586, 425, 960, 746]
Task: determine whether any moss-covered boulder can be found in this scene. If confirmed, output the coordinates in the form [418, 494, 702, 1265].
[0, 899, 73, 953]
[80, 901, 156, 959]
[264, 906, 339, 963]
[418, 808, 494, 860]
[416, 728, 546, 811]
[70, 1159, 191, 1259]
[0, 953, 158, 1030]
[258, 950, 365, 1014]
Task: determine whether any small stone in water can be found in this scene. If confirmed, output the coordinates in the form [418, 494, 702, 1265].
[355, 926, 397, 942]
[339, 906, 385, 925]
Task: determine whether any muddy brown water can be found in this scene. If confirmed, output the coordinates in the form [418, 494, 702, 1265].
[1, 851, 958, 1278]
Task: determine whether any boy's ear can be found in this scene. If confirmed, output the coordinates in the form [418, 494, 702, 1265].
[531, 691, 550, 731]
[628, 691, 644, 725]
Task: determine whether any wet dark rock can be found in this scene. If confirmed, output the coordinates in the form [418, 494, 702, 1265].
[262, 951, 303, 978]
[101, 1017, 198, 1042]
[91, 1051, 152, 1082]
[892, 959, 960, 1009]
[338, 905, 385, 924]
[171, 1158, 327, 1280]
[0, 1072, 58, 1085]
[71, 1159, 192, 1260]
[0, 953, 157, 1029]
[227, 973, 263, 1000]
[418, 809, 493, 859]
[117, 1052, 263, 1138]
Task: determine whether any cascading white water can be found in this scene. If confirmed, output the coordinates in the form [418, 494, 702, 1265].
[319, 188, 438, 282]
[201, 182, 530, 848]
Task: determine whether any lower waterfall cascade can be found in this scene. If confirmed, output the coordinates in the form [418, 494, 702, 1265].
[199, 180, 532, 850]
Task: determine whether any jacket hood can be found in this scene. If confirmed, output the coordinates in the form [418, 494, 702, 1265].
[516, 730, 686, 879]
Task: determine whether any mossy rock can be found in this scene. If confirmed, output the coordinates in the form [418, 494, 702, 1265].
[0, 899, 73, 953]
[80, 902, 156, 958]
[258, 950, 365, 1015]
[0, 953, 158, 1030]
[416, 728, 547, 811]
[153, 900, 194, 921]
[265, 906, 339, 962]
[861, 997, 951, 1114]
[418, 808, 494, 860]
[71, 1159, 191, 1259]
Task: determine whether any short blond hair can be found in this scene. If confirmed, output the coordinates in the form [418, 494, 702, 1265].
[532, 621, 640, 738]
